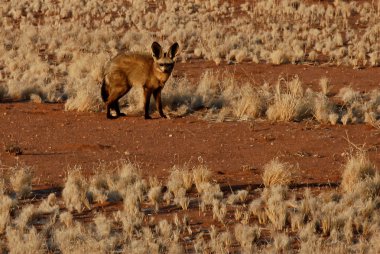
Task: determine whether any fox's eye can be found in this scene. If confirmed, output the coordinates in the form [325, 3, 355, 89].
[159, 63, 165, 67]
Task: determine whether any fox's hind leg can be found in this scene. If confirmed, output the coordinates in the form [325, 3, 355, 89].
[113, 101, 127, 117]
[105, 71, 130, 119]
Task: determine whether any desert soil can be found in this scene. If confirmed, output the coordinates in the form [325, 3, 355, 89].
[1, 62, 379, 191]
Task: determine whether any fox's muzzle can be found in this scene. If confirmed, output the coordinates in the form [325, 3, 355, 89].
[159, 63, 174, 73]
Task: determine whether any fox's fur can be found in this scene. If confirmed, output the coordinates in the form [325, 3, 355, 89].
[101, 42, 179, 119]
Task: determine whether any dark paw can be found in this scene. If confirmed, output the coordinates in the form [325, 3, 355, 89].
[118, 112, 127, 117]
[107, 114, 118, 119]
[160, 114, 167, 119]
[144, 115, 152, 120]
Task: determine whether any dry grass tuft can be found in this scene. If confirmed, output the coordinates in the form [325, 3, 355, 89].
[37, 193, 59, 214]
[94, 213, 111, 238]
[341, 151, 376, 193]
[6, 226, 44, 254]
[234, 223, 261, 253]
[62, 168, 90, 212]
[0, 194, 15, 234]
[319, 77, 332, 96]
[148, 186, 162, 212]
[167, 166, 193, 199]
[10, 165, 32, 198]
[262, 158, 292, 187]
[267, 77, 312, 122]
[192, 165, 212, 193]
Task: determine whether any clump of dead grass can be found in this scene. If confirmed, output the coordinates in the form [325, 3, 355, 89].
[0, 194, 15, 234]
[62, 167, 90, 212]
[341, 151, 377, 193]
[10, 165, 32, 198]
[262, 158, 292, 188]
[267, 76, 312, 122]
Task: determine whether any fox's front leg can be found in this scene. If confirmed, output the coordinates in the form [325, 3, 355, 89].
[153, 88, 166, 118]
[144, 87, 152, 119]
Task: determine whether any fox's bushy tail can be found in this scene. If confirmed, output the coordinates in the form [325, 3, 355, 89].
[100, 78, 108, 102]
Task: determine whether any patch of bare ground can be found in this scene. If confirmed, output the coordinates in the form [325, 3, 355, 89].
[0, 98, 378, 189]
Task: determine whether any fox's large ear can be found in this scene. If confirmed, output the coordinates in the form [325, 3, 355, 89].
[151, 42, 163, 59]
[167, 42, 179, 59]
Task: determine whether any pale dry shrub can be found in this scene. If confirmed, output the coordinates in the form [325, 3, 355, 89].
[54, 222, 99, 254]
[230, 84, 269, 120]
[158, 219, 172, 240]
[249, 198, 268, 224]
[319, 77, 332, 96]
[270, 49, 288, 65]
[148, 186, 162, 212]
[64, 52, 108, 112]
[0, 85, 8, 100]
[6, 226, 44, 254]
[199, 182, 223, 211]
[162, 77, 194, 117]
[272, 233, 291, 252]
[163, 191, 173, 205]
[88, 172, 110, 204]
[148, 176, 160, 188]
[15, 204, 36, 231]
[116, 208, 144, 240]
[262, 158, 292, 187]
[290, 212, 304, 232]
[313, 94, 337, 124]
[369, 51, 380, 66]
[94, 213, 111, 238]
[10, 166, 32, 198]
[227, 189, 249, 205]
[212, 199, 227, 223]
[106, 162, 145, 200]
[62, 168, 90, 212]
[264, 186, 289, 230]
[192, 165, 212, 193]
[210, 230, 232, 253]
[122, 239, 150, 254]
[234, 224, 261, 253]
[168, 242, 184, 254]
[0, 194, 15, 234]
[308, 50, 318, 61]
[364, 112, 378, 126]
[341, 151, 376, 193]
[59, 212, 74, 228]
[194, 232, 208, 253]
[338, 87, 361, 104]
[167, 166, 193, 198]
[0, 178, 6, 196]
[123, 186, 141, 216]
[173, 187, 190, 210]
[37, 193, 59, 214]
[191, 71, 225, 110]
[329, 112, 340, 125]
[227, 193, 238, 205]
[267, 77, 312, 122]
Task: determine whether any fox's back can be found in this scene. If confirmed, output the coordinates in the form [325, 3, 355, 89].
[106, 53, 154, 86]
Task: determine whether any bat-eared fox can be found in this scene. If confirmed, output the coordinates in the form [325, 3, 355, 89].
[101, 42, 179, 119]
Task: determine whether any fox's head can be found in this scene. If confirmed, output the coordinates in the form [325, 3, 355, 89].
[151, 42, 179, 74]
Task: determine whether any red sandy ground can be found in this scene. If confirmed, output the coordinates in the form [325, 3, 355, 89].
[0, 62, 379, 191]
